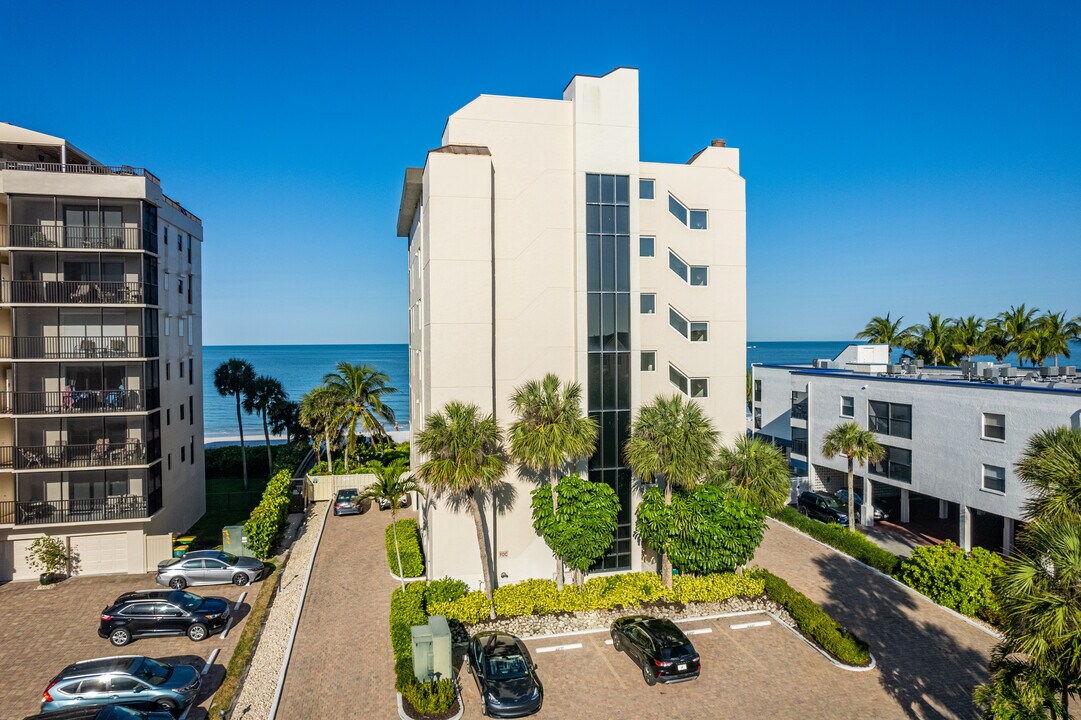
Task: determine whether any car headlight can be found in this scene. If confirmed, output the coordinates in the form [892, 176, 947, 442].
[205, 612, 223, 619]
[486, 693, 503, 706]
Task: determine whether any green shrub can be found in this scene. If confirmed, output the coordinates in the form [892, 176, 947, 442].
[429, 591, 490, 624]
[389, 582, 427, 663]
[386, 519, 424, 578]
[494, 579, 561, 617]
[672, 572, 765, 604]
[897, 541, 1003, 620]
[243, 468, 293, 559]
[401, 678, 457, 714]
[205, 441, 307, 480]
[772, 506, 902, 575]
[311, 441, 410, 476]
[757, 568, 871, 666]
[424, 577, 468, 607]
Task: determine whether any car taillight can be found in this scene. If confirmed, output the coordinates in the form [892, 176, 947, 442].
[42, 681, 57, 703]
[101, 614, 112, 621]
[690, 655, 700, 664]
[653, 659, 674, 667]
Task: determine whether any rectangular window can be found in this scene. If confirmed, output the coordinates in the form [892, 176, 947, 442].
[868, 400, 912, 439]
[167, 453, 172, 470]
[668, 251, 688, 282]
[753, 407, 762, 429]
[641, 351, 656, 372]
[668, 307, 689, 338]
[640, 236, 655, 257]
[178, 277, 183, 295]
[689, 378, 708, 398]
[178, 235, 183, 253]
[640, 179, 655, 200]
[164, 317, 170, 336]
[689, 322, 708, 342]
[181, 446, 186, 463]
[188, 359, 193, 385]
[164, 226, 168, 245]
[689, 266, 708, 286]
[189, 396, 194, 425]
[689, 209, 708, 230]
[982, 464, 1006, 493]
[669, 364, 708, 398]
[179, 362, 184, 378]
[640, 293, 656, 314]
[179, 318, 185, 337]
[166, 409, 171, 425]
[668, 194, 688, 225]
[753, 379, 762, 402]
[870, 445, 912, 483]
[187, 317, 193, 346]
[165, 363, 170, 381]
[190, 436, 194, 461]
[982, 413, 1006, 441]
[841, 396, 854, 417]
[667, 193, 708, 229]
[669, 365, 689, 395]
[180, 403, 185, 421]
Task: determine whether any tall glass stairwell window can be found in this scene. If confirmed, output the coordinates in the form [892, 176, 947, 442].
[585, 173, 632, 571]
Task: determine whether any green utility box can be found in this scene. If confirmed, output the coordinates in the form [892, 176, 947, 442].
[222, 525, 255, 557]
[411, 615, 453, 682]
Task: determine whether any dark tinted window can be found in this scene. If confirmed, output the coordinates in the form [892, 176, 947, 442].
[77, 678, 109, 694]
[121, 602, 156, 616]
[110, 675, 143, 692]
[181, 559, 203, 569]
[659, 643, 695, 660]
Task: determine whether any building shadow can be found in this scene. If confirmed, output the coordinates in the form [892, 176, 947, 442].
[810, 552, 990, 719]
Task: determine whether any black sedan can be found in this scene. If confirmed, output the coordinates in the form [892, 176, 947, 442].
[466, 632, 543, 717]
[333, 488, 366, 516]
[611, 616, 700, 686]
[797, 490, 849, 526]
[99, 589, 231, 646]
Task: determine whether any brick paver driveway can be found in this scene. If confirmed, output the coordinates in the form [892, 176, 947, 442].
[0, 572, 257, 720]
[277, 505, 407, 719]
[753, 520, 998, 719]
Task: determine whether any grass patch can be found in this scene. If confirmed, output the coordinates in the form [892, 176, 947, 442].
[208, 561, 279, 717]
[185, 478, 267, 550]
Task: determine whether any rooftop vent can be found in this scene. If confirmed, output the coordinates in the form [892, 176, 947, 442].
[711, 139, 727, 147]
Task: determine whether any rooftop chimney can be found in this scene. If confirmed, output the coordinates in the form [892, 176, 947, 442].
[711, 139, 727, 147]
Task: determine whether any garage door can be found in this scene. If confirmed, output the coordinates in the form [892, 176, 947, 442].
[0, 540, 12, 582]
[70, 533, 128, 576]
[12, 538, 35, 581]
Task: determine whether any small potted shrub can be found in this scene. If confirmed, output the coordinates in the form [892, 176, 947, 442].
[25, 535, 70, 586]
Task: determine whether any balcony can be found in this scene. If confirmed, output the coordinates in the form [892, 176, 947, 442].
[0, 495, 149, 526]
[1, 225, 155, 252]
[1, 160, 160, 184]
[0, 281, 156, 305]
[13, 441, 148, 470]
[0, 335, 158, 360]
[791, 438, 808, 456]
[2, 389, 147, 415]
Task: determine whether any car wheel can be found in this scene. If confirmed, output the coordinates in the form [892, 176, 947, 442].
[612, 633, 624, 652]
[109, 627, 132, 647]
[642, 663, 657, 686]
[232, 572, 249, 586]
[798, 505, 808, 516]
[155, 698, 178, 711]
[187, 623, 208, 642]
[169, 576, 187, 590]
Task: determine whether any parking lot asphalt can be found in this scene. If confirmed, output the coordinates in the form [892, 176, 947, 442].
[0, 572, 258, 720]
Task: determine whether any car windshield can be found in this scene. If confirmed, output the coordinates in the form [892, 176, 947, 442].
[133, 657, 172, 686]
[218, 552, 239, 564]
[168, 590, 203, 611]
[338, 491, 356, 500]
[486, 654, 530, 681]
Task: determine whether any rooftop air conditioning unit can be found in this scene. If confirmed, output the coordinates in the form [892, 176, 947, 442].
[983, 367, 997, 380]
[887, 365, 904, 375]
[915, 359, 924, 368]
[1062, 366, 1077, 377]
[1041, 366, 1060, 377]
[1000, 366, 1018, 378]
[813, 359, 829, 369]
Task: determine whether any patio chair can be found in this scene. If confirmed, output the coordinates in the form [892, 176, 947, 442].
[19, 448, 43, 469]
[79, 338, 97, 358]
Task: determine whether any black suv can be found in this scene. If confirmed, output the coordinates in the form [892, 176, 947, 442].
[99, 590, 230, 647]
[611, 616, 700, 685]
[797, 491, 849, 525]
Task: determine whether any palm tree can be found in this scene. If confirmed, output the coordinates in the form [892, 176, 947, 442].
[508, 374, 597, 590]
[909, 313, 957, 366]
[711, 434, 791, 511]
[1035, 311, 1078, 367]
[997, 304, 1040, 363]
[356, 459, 424, 590]
[1015, 427, 1081, 525]
[323, 362, 397, 471]
[243, 375, 286, 476]
[950, 315, 985, 360]
[980, 321, 1011, 363]
[855, 313, 912, 354]
[213, 359, 255, 488]
[299, 387, 339, 471]
[624, 394, 717, 589]
[415, 402, 506, 616]
[821, 422, 885, 531]
[269, 398, 302, 444]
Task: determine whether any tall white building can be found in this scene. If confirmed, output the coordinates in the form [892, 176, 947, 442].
[0, 122, 204, 581]
[397, 68, 746, 586]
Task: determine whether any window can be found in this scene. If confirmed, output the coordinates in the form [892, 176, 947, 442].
[689, 266, 708, 286]
[179, 318, 185, 337]
[753, 407, 762, 429]
[178, 234, 183, 253]
[982, 413, 1005, 441]
[180, 403, 185, 421]
[190, 435, 195, 459]
[669, 307, 688, 337]
[110, 677, 143, 692]
[640, 236, 655, 257]
[163, 226, 168, 245]
[187, 317, 193, 346]
[640, 178, 655, 200]
[669, 364, 708, 398]
[690, 322, 708, 342]
[181, 446, 186, 463]
[178, 277, 183, 295]
[669, 251, 688, 281]
[164, 316, 170, 336]
[669, 365, 689, 394]
[868, 401, 912, 439]
[689, 378, 708, 398]
[166, 409, 171, 425]
[189, 396, 194, 425]
[167, 453, 172, 470]
[982, 464, 1006, 493]
[668, 193, 708, 229]
[668, 251, 707, 285]
[869, 445, 912, 483]
[165, 363, 170, 381]
[640, 293, 656, 314]
[841, 396, 854, 418]
[179, 362, 184, 378]
[753, 379, 762, 402]
[641, 351, 656, 372]
[188, 358, 193, 385]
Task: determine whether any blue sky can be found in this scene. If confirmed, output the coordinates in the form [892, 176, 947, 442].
[5, 1, 1079, 343]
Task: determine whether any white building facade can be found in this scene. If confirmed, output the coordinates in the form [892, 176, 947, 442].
[397, 68, 746, 587]
[752, 345, 1081, 553]
[0, 123, 204, 581]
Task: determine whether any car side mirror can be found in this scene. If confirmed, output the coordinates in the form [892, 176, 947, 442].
[132, 686, 144, 693]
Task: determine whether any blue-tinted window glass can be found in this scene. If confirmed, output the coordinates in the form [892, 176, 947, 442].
[639, 179, 655, 200]
[669, 252, 688, 281]
[615, 175, 629, 205]
[668, 194, 688, 225]
[690, 266, 708, 286]
[690, 210, 708, 230]
[640, 236, 654, 257]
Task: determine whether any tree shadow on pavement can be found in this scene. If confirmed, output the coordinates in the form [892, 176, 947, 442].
[810, 552, 991, 720]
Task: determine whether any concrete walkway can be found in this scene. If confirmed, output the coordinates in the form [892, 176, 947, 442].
[276, 506, 413, 719]
[753, 520, 997, 719]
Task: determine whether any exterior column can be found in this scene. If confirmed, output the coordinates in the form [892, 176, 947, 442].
[939, 498, 949, 520]
[1002, 517, 1015, 556]
[61, 144, 67, 171]
[959, 506, 972, 552]
[900, 488, 910, 523]
[861, 480, 875, 528]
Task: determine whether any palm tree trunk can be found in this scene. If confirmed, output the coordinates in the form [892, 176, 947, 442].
[391, 506, 405, 590]
[551, 470, 564, 591]
[324, 423, 334, 472]
[467, 490, 496, 620]
[661, 481, 674, 589]
[262, 410, 273, 477]
[846, 455, 856, 532]
[235, 393, 248, 490]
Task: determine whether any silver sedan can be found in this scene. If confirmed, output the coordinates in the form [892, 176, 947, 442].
[156, 550, 265, 589]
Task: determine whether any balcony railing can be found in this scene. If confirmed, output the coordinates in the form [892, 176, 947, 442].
[0, 494, 149, 526]
[1, 389, 146, 415]
[1, 281, 156, 305]
[13, 441, 148, 470]
[1, 160, 160, 184]
[1, 225, 154, 251]
[0, 335, 157, 360]
[791, 402, 808, 420]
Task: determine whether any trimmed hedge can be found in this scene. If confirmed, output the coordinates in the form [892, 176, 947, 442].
[897, 541, 1003, 621]
[672, 572, 765, 604]
[243, 468, 292, 559]
[386, 519, 424, 578]
[772, 506, 902, 575]
[389, 582, 455, 714]
[757, 568, 872, 666]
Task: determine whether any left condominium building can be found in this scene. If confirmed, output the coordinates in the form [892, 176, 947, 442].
[0, 122, 204, 581]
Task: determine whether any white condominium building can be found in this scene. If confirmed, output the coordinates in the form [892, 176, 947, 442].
[0, 122, 204, 581]
[397, 68, 746, 587]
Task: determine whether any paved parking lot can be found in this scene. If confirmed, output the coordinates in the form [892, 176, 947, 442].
[0, 572, 259, 720]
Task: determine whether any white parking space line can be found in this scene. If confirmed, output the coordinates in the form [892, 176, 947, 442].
[730, 620, 772, 630]
[535, 642, 583, 653]
[683, 628, 713, 636]
[202, 648, 220, 676]
[604, 639, 613, 645]
[235, 591, 247, 610]
[221, 617, 235, 639]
